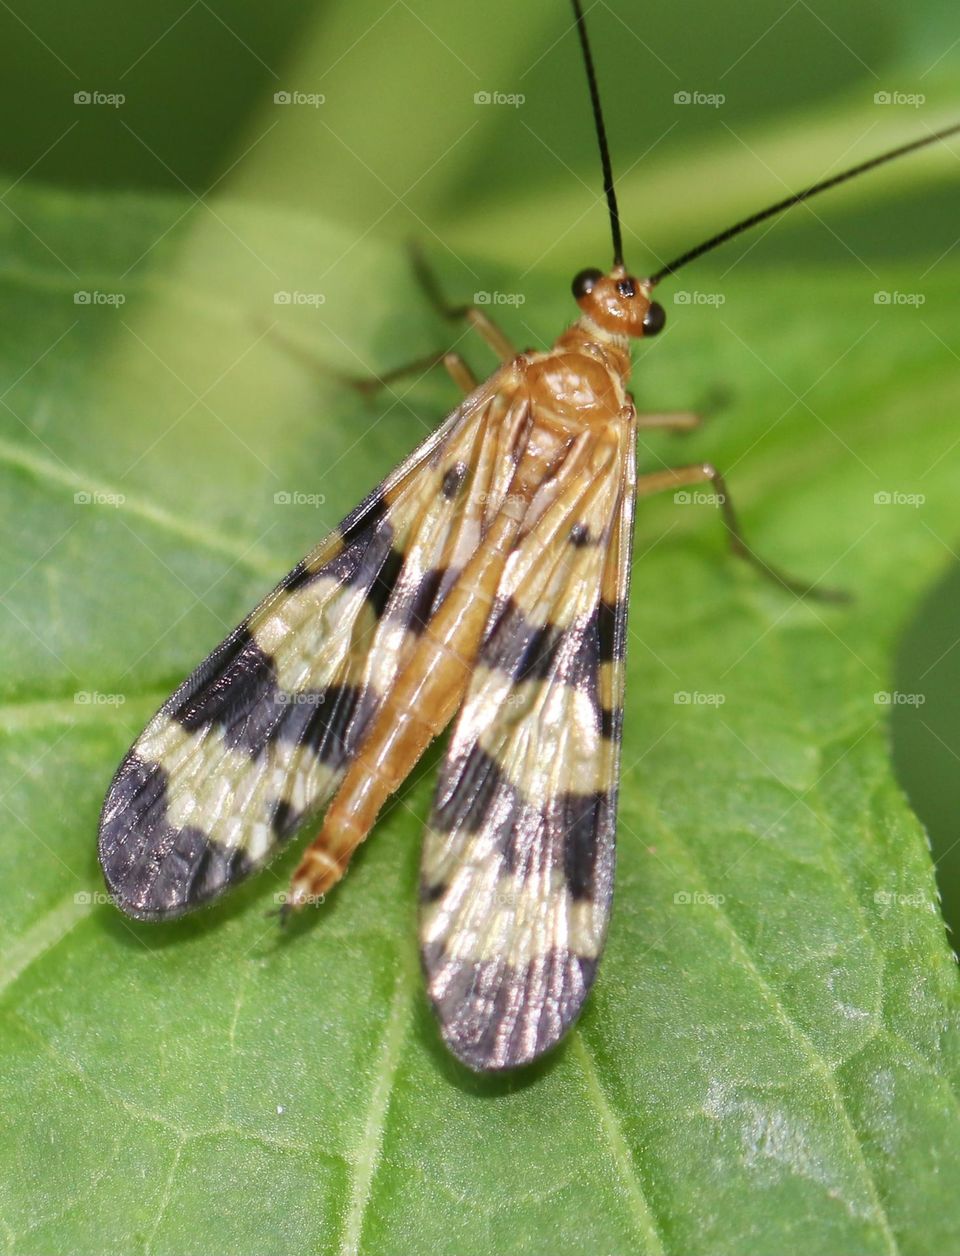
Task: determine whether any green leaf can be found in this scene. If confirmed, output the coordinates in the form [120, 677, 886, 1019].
[1, 136, 960, 1256]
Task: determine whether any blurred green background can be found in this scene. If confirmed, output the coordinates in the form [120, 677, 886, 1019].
[2, 0, 958, 262]
[1, 0, 959, 936]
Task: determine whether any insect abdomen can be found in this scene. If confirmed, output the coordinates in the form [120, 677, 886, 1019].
[285, 433, 579, 906]
[285, 505, 524, 904]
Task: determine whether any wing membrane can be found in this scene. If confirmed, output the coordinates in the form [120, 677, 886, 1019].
[99, 372, 522, 919]
[420, 413, 636, 1070]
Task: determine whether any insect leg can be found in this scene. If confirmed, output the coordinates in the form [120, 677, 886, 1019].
[262, 324, 477, 397]
[350, 351, 477, 397]
[635, 384, 733, 432]
[635, 411, 702, 431]
[465, 310, 516, 363]
[635, 386, 731, 432]
[442, 352, 478, 394]
[637, 462, 848, 602]
[409, 242, 516, 363]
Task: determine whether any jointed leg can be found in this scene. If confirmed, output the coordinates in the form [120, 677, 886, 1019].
[637, 461, 848, 602]
[346, 349, 477, 396]
[635, 411, 703, 432]
[635, 384, 732, 434]
[263, 321, 477, 397]
[349, 349, 475, 396]
[464, 308, 516, 363]
[353, 349, 477, 397]
[409, 241, 516, 363]
[442, 352, 478, 394]
[268, 243, 514, 398]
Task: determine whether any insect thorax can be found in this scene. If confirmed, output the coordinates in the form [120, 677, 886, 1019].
[522, 321, 631, 430]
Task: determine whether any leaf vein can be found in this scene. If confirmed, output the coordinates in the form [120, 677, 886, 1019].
[658, 818, 902, 1255]
[572, 1032, 668, 1256]
[338, 966, 411, 1256]
[0, 433, 279, 576]
[0, 891, 92, 1000]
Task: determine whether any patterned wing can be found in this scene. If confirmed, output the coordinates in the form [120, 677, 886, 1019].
[420, 413, 636, 1070]
[99, 371, 523, 920]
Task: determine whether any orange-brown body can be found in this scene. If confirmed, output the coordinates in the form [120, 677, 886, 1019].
[286, 270, 658, 908]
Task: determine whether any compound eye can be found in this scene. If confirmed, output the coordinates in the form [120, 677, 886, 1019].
[571, 267, 604, 300]
[642, 301, 667, 336]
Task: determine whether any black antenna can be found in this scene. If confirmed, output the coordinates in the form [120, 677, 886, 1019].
[647, 121, 960, 286]
[571, 0, 623, 268]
